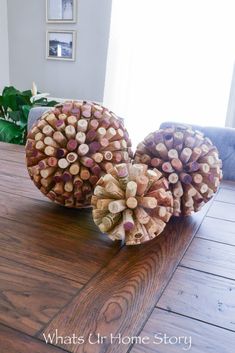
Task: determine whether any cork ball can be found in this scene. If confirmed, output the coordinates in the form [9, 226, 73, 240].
[26, 101, 132, 208]
[91, 163, 173, 245]
[134, 124, 222, 216]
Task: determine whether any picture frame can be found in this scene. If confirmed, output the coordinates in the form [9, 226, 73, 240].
[46, 0, 77, 23]
[46, 30, 76, 61]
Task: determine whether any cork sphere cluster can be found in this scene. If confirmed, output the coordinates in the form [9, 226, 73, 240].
[91, 163, 173, 245]
[26, 101, 132, 208]
[134, 125, 222, 216]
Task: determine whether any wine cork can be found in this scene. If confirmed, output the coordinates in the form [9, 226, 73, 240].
[89, 175, 99, 186]
[150, 158, 162, 168]
[173, 131, 184, 146]
[92, 152, 103, 163]
[164, 134, 174, 149]
[105, 181, 125, 199]
[80, 166, 90, 180]
[65, 125, 76, 139]
[48, 157, 58, 167]
[64, 181, 73, 193]
[53, 131, 67, 147]
[42, 125, 54, 136]
[55, 119, 66, 131]
[123, 209, 135, 231]
[67, 115, 77, 126]
[173, 181, 184, 197]
[135, 207, 150, 224]
[40, 167, 56, 178]
[103, 173, 120, 187]
[105, 127, 116, 140]
[77, 119, 88, 132]
[168, 149, 178, 160]
[53, 182, 64, 195]
[69, 162, 80, 175]
[108, 223, 125, 241]
[189, 147, 201, 162]
[155, 143, 168, 159]
[192, 173, 203, 184]
[73, 175, 83, 187]
[136, 175, 149, 195]
[162, 162, 174, 173]
[101, 213, 121, 232]
[179, 172, 192, 184]
[97, 198, 113, 211]
[67, 139, 78, 152]
[86, 129, 96, 142]
[89, 141, 101, 154]
[75, 131, 86, 144]
[180, 148, 192, 163]
[184, 136, 195, 148]
[35, 132, 44, 141]
[108, 199, 126, 214]
[126, 196, 138, 209]
[58, 158, 69, 169]
[44, 136, 59, 148]
[97, 127, 106, 139]
[89, 119, 99, 130]
[104, 151, 113, 161]
[45, 113, 58, 128]
[80, 156, 94, 168]
[185, 161, 200, 173]
[66, 152, 78, 163]
[126, 181, 137, 198]
[35, 140, 45, 151]
[168, 172, 179, 184]
[138, 197, 157, 209]
[77, 143, 89, 156]
[199, 163, 210, 173]
[171, 158, 183, 171]
[44, 146, 56, 157]
[56, 148, 67, 158]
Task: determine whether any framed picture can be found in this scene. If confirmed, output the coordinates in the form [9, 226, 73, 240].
[46, 30, 76, 61]
[46, 0, 77, 23]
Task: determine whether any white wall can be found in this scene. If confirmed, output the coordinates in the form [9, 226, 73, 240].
[0, 0, 10, 91]
[7, 0, 112, 101]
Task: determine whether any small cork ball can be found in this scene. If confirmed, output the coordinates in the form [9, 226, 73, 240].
[26, 100, 132, 208]
[134, 124, 223, 216]
[91, 163, 173, 245]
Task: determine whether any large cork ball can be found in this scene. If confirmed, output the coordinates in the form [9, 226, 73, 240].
[91, 163, 173, 245]
[26, 100, 132, 208]
[134, 124, 222, 216]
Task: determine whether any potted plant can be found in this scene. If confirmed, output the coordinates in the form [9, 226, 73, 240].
[0, 84, 58, 145]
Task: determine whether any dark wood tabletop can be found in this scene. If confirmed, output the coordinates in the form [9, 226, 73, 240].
[0, 142, 234, 353]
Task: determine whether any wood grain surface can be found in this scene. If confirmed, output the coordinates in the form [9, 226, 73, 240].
[0, 142, 234, 353]
[130, 308, 234, 353]
[207, 201, 235, 222]
[0, 256, 81, 335]
[41, 211, 208, 353]
[157, 267, 235, 331]
[181, 237, 235, 279]
[196, 216, 235, 246]
[0, 324, 69, 353]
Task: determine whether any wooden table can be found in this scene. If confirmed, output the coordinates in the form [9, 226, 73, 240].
[0, 142, 234, 353]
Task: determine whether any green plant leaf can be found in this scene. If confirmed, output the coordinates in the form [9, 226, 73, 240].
[2, 86, 21, 97]
[8, 110, 21, 122]
[0, 119, 23, 144]
[20, 105, 31, 124]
